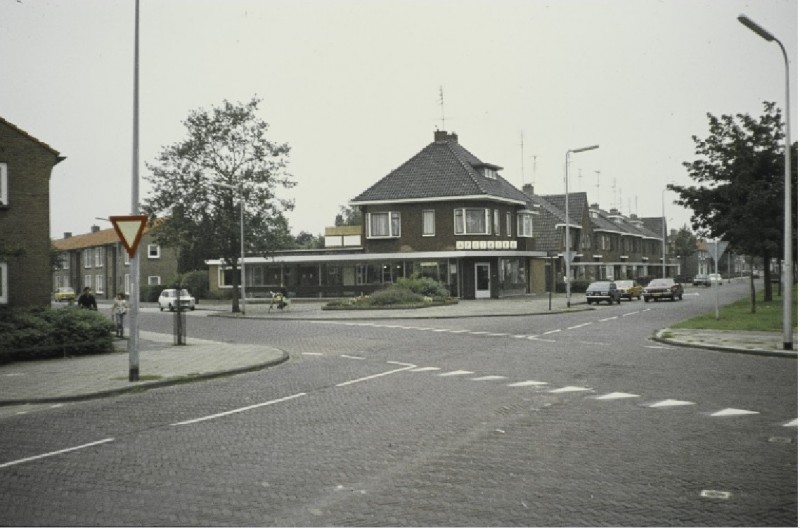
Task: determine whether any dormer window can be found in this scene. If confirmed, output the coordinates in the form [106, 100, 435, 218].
[483, 167, 496, 179]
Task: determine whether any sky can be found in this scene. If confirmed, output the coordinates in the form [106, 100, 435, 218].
[2, 0, 797, 240]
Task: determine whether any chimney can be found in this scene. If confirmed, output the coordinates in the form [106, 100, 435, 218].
[522, 183, 534, 198]
[63, 232, 72, 239]
[434, 130, 458, 143]
[91, 225, 100, 233]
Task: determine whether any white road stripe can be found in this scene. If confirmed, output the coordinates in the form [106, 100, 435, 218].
[438, 370, 474, 377]
[0, 438, 115, 469]
[172, 393, 307, 425]
[542, 329, 562, 335]
[783, 419, 798, 427]
[508, 380, 548, 387]
[549, 386, 591, 393]
[340, 354, 365, 360]
[410, 367, 441, 372]
[710, 408, 760, 417]
[568, 323, 592, 330]
[471, 375, 507, 381]
[622, 311, 639, 317]
[599, 316, 618, 322]
[337, 363, 417, 387]
[649, 399, 695, 408]
[595, 392, 640, 400]
[302, 352, 323, 356]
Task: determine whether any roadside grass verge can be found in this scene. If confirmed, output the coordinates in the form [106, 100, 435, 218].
[673, 286, 797, 332]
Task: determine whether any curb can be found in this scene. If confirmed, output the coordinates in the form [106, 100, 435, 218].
[0, 351, 290, 407]
[652, 330, 797, 359]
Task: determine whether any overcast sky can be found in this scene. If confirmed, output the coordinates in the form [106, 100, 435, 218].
[2, 0, 797, 240]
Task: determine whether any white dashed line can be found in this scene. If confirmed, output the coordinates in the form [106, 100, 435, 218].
[549, 386, 592, 393]
[599, 316, 618, 322]
[172, 393, 307, 425]
[595, 392, 640, 400]
[542, 329, 562, 335]
[0, 438, 115, 469]
[302, 352, 323, 356]
[649, 399, 696, 408]
[710, 408, 760, 417]
[783, 419, 798, 427]
[508, 380, 548, 387]
[568, 323, 592, 330]
[621, 311, 640, 317]
[410, 367, 441, 372]
[340, 354, 365, 360]
[438, 370, 474, 377]
[471, 375, 507, 381]
[470, 331, 491, 335]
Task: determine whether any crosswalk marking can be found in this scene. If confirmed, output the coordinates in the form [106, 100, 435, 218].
[783, 419, 797, 427]
[438, 370, 474, 377]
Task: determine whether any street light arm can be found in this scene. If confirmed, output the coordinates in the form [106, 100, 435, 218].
[737, 14, 775, 42]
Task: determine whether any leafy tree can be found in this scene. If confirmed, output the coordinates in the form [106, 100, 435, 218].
[142, 97, 295, 313]
[671, 225, 697, 264]
[334, 205, 363, 226]
[294, 231, 324, 249]
[669, 102, 797, 304]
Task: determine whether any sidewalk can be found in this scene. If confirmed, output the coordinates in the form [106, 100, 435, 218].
[1, 296, 794, 407]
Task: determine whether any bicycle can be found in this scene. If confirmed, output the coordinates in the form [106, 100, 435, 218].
[268, 291, 290, 312]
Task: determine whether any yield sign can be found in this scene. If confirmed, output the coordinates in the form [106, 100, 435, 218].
[110, 215, 148, 258]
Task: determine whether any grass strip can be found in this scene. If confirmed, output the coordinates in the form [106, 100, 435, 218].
[673, 286, 797, 332]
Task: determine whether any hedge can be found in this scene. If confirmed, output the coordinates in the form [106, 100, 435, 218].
[0, 307, 115, 364]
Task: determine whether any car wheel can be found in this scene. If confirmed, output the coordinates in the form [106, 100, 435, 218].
[644, 297, 650, 302]
[168, 303, 174, 312]
[190, 306, 195, 311]
[616, 297, 621, 304]
[159, 305, 163, 312]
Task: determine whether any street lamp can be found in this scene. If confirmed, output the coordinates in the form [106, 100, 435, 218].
[738, 14, 794, 350]
[565, 144, 599, 307]
[212, 181, 246, 315]
[662, 188, 668, 278]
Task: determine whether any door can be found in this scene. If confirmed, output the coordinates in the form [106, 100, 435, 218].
[475, 262, 491, 299]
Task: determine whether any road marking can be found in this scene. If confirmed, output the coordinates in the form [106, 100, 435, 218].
[471, 375, 507, 381]
[336, 362, 417, 387]
[599, 316, 618, 321]
[0, 438, 115, 469]
[172, 393, 307, 425]
[549, 386, 591, 393]
[448, 330, 470, 334]
[302, 352, 323, 356]
[410, 367, 441, 372]
[527, 336, 556, 342]
[649, 399, 695, 408]
[340, 354, 365, 360]
[783, 419, 798, 427]
[621, 311, 639, 317]
[542, 329, 562, 335]
[508, 380, 548, 387]
[568, 323, 592, 330]
[644, 345, 673, 349]
[595, 392, 640, 400]
[700, 490, 732, 499]
[438, 370, 474, 377]
[432, 328, 451, 332]
[470, 331, 491, 335]
[710, 408, 760, 417]
[513, 335, 528, 338]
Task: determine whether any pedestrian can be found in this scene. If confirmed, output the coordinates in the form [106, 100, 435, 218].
[77, 287, 97, 310]
[111, 293, 128, 337]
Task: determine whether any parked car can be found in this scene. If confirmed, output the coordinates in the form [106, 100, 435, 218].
[692, 274, 709, 286]
[708, 273, 723, 285]
[643, 278, 683, 302]
[615, 280, 642, 301]
[158, 288, 196, 311]
[53, 286, 76, 302]
[585, 281, 622, 305]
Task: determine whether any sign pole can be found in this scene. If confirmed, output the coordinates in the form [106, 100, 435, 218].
[128, 0, 141, 382]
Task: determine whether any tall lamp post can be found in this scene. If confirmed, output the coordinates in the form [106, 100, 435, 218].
[662, 188, 668, 278]
[128, 0, 141, 382]
[565, 144, 599, 307]
[212, 182, 246, 315]
[738, 14, 794, 350]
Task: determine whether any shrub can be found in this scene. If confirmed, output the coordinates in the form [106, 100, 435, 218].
[180, 270, 209, 300]
[395, 275, 450, 298]
[140, 284, 163, 302]
[0, 307, 115, 363]
[367, 286, 424, 306]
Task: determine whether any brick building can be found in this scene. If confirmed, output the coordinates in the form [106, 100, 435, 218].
[0, 117, 64, 307]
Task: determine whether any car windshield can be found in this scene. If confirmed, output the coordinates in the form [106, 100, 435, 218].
[588, 282, 611, 289]
[648, 279, 672, 287]
[616, 281, 633, 287]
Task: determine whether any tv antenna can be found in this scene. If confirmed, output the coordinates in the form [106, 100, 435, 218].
[439, 86, 446, 130]
[520, 131, 525, 184]
[594, 170, 601, 206]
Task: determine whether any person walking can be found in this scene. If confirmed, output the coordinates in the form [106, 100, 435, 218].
[111, 293, 128, 337]
[77, 287, 97, 310]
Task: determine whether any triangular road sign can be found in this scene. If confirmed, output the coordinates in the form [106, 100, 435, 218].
[110, 215, 148, 258]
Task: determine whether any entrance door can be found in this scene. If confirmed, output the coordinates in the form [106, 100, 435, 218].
[475, 263, 491, 299]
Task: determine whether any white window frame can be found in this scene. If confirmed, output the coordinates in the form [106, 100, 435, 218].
[147, 275, 161, 285]
[84, 274, 92, 289]
[61, 252, 70, 270]
[95, 274, 104, 294]
[454, 208, 491, 235]
[0, 262, 7, 304]
[422, 210, 435, 237]
[83, 249, 92, 268]
[506, 212, 513, 237]
[124, 273, 130, 295]
[0, 163, 7, 207]
[94, 247, 104, 267]
[517, 213, 534, 238]
[493, 210, 500, 236]
[366, 212, 401, 239]
[148, 244, 161, 259]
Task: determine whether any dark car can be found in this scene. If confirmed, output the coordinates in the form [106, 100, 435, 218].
[643, 278, 683, 302]
[585, 281, 622, 305]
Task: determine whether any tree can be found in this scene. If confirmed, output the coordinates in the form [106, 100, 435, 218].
[294, 231, 324, 249]
[334, 205, 363, 226]
[668, 102, 797, 304]
[142, 97, 296, 313]
[671, 225, 697, 278]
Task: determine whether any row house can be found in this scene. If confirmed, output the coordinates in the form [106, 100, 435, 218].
[206, 130, 674, 299]
[0, 117, 64, 307]
[52, 224, 178, 300]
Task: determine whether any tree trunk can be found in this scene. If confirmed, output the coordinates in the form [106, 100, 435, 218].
[230, 261, 241, 313]
[749, 256, 756, 314]
[763, 249, 773, 302]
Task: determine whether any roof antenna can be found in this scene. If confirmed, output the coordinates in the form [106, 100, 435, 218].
[439, 86, 446, 131]
[520, 131, 525, 184]
[594, 170, 601, 206]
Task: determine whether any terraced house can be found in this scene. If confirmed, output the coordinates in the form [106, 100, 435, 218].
[52, 224, 178, 300]
[206, 130, 673, 299]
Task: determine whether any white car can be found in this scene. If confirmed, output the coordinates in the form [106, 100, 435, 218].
[708, 273, 724, 285]
[158, 289, 196, 311]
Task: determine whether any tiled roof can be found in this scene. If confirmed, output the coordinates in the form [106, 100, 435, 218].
[0, 116, 62, 159]
[351, 133, 532, 205]
[53, 223, 155, 251]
